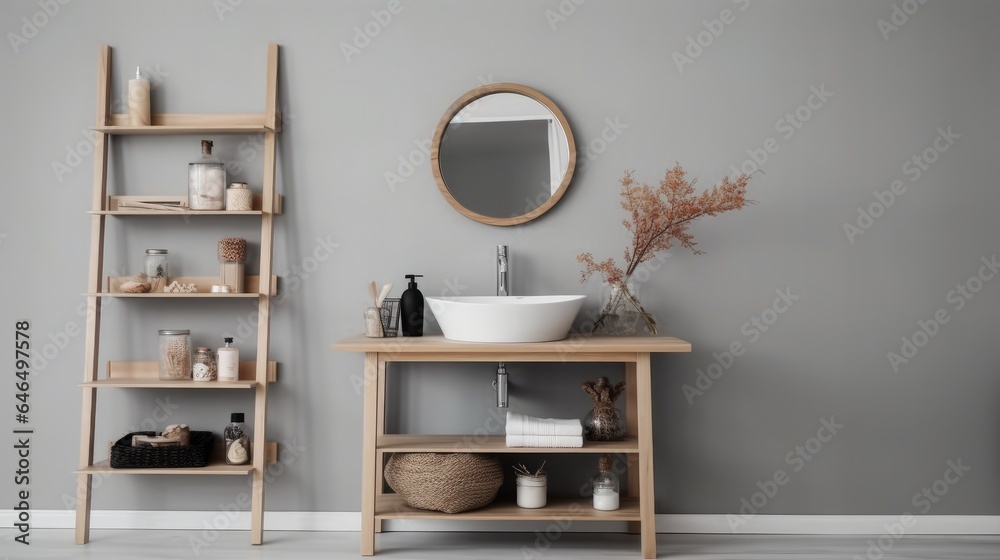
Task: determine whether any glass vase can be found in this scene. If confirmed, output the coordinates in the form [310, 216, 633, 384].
[593, 280, 657, 335]
[583, 403, 626, 441]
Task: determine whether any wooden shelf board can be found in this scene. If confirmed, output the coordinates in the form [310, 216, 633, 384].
[92, 113, 279, 135]
[83, 275, 279, 298]
[376, 434, 639, 454]
[80, 360, 277, 387]
[90, 193, 283, 215]
[93, 125, 271, 135]
[93, 210, 263, 216]
[76, 459, 253, 476]
[376, 494, 640, 521]
[80, 379, 258, 388]
[84, 292, 261, 298]
[77, 441, 278, 476]
[334, 334, 691, 357]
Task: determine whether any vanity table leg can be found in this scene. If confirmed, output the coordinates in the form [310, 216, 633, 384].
[624, 361, 640, 535]
[374, 357, 388, 533]
[636, 352, 656, 559]
[361, 352, 380, 555]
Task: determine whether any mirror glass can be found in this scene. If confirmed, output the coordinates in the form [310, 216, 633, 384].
[432, 84, 576, 226]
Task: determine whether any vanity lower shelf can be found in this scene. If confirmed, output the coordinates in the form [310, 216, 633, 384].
[377, 434, 639, 454]
[376, 494, 640, 521]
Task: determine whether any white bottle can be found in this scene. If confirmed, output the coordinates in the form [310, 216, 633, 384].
[217, 337, 239, 382]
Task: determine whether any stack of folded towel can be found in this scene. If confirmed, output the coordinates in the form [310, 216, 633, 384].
[505, 412, 583, 448]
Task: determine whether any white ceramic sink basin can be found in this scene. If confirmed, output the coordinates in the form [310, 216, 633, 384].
[426, 295, 586, 343]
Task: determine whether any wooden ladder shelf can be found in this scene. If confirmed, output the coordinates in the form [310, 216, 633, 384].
[75, 44, 281, 545]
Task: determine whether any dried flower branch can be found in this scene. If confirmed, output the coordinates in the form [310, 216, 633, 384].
[578, 165, 753, 334]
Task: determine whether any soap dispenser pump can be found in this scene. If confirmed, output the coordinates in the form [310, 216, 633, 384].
[400, 274, 424, 337]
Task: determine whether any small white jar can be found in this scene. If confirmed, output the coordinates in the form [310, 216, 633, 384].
[516, 474, 547, 509]
[226, 182, 253, 211]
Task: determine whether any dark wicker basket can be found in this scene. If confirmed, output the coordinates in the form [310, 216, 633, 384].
[110, 431, 214, 469]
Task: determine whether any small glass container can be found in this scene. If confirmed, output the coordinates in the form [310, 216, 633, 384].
[516, 473, 547, 509]
[144, 249, 169, 284]
[226, 182, 253, 211]
[158, 329, 191, 380]
[188, 140, 226, 210]
[192, 347, 217, 382]
[225, 412, 251, 465]
[592, 455, 620, 511]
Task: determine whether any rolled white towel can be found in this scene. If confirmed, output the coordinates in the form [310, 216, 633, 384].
[506, 434, 584, 448]
[506, 412, 583, 436]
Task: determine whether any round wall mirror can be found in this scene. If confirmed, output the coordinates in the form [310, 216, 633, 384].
[431, 83, 576, 226]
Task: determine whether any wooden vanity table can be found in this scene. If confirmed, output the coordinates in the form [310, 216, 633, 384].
[334, 334, 691, 559]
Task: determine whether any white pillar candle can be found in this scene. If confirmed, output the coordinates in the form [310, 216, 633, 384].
[128, 67, 150, 126]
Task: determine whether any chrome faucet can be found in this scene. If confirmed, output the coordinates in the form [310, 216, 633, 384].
[495, 244, 509, 407]
[497, 245, 509, 297]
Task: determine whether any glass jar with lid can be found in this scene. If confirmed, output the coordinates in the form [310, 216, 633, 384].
[144, 249, 168, 279]
[158, 329, 191, 381]
[226, 182, 253, 211]
[188, 140, 226, 210]
[591, 454, 620, 511]
[192, 347, 217, 382]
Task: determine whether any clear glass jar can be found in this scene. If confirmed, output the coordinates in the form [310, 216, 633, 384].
[592, 455, 620, 511]
[144, 249, 169, 280]
[158, 329, 191, 380]
[188, 140, 226, 210]
[192, 347, 217, 382]
[225, 412, 251, 465]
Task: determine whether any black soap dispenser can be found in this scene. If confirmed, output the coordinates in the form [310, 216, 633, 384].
[400, 274, 424, 337]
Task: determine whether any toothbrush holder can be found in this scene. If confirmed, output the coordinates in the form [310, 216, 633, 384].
[363, 307, 383, 338]
[380, 298, 401, 337]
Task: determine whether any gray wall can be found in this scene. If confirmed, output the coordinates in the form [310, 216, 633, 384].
[2, 0, 999, 519]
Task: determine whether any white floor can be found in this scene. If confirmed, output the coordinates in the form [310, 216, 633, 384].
[6, 530, 1000, 559]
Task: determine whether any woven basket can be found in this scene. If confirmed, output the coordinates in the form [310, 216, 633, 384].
[384, 453, 503, 513]
[110, 431, 213, 469]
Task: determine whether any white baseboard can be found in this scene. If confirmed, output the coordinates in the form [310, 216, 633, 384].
[656, 514, 1000, 535]
[7, 510, 1000, 535]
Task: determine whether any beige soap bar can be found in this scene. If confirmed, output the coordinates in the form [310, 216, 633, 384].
[131, 435, 180, 447]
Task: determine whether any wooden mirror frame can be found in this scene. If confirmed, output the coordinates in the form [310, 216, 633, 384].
[431, 83, 577, 226]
